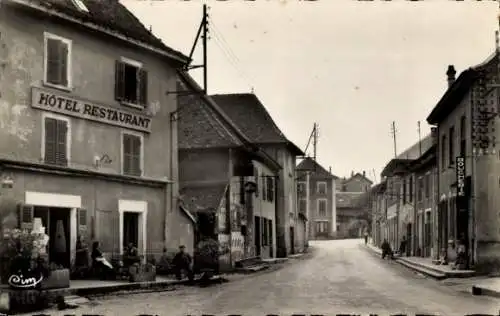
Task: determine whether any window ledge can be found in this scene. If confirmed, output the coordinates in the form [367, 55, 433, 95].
[43, 82, 73, 93]
[121, 101, 145, 110]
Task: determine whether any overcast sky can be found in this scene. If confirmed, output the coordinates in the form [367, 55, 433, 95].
[123, 0, 498, 182]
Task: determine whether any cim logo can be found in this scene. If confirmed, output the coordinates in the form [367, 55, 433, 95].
[8, 273, 43, 289]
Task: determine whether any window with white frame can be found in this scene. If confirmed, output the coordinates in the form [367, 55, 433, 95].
[42, 114, 70, 166]
[315, 221, 328, 233]
[299, 199, 307, 213]
[115, 57, 148, 107]
[317, 182, 327, 194]
[44, 32, 72, 89]
[122, 132, 143, 176]
[297, 182, 306, 196]
[317, 199, 327, 217]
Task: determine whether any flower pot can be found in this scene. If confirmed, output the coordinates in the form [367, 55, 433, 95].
[40, 268, 70, 290]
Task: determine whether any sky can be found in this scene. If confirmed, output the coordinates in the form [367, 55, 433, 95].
[123, 0, 498, 182]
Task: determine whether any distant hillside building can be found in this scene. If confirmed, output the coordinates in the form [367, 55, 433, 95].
[296, 158, 337, 240]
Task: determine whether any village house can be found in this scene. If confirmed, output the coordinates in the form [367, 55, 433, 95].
[296, 158, 337, 240]
[176, 73, 281, 268]
[0, 0, 195, 274]
[210, 94, 305, 257]
[369, 180, 387, 248]
[427, 52, 500, 273]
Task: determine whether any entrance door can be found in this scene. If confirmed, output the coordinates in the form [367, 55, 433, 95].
[48, 207, 71, 268]
[406, 223, 412, 256]
[254, 216, 261, 256]
[268, 220, 273, 258]
[123, 212, 139, 249]
[289, 227, 295, 255]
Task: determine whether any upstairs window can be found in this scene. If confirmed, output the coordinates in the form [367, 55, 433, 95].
[460, 115, 466, 157]
[317, 182, 327, 194]
[115, 58, 148, 108]
[122, 132, 143, 176]
[43, 116, 69, 166]
[299, 199, 307, 213]
[44, 33, 72, 89]
[449, 126, 455, 166]
[317, 199, 327, 217]
[266, 176, 275, 202]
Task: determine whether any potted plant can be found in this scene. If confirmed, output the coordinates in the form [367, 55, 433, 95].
[2, 228, 50, 289]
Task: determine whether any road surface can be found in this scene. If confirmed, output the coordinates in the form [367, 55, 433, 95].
[31, 239, 500, 315]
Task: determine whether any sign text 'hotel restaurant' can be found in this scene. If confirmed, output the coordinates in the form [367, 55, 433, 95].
[31, 87, 152, 133]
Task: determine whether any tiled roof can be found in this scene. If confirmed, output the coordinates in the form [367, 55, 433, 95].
[336, 192, 369, 209]
[179, 184, 227, 213]
[177, 81, 242, 149]
[396, 134, 434, 160]
[210, 94, 304, 155]
[296, 157, 338, 179]
[20, 0, 188, 63]
[344, 173, 373, 185]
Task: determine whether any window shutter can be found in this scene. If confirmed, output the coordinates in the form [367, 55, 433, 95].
[123, 134, 132, 174]
[58, 41, 68, 87]
[115, 61, 126, 101]
[254, 168, 259, 197]
[77, 208, 88, 239]
[138, 68, 148, 106]
[56, 119, 68, 165]
[44, 117, 57, 164]
[131, 135, 142, 176]
[267, 177, 274, 202]
[17, 203, 34, 230]
[261, 176, 266, 201]
[239, 176, 245, 205]
[46, 38, 61, 85]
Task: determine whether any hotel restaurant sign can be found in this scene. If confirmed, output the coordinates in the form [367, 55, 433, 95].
[31, 87, 152, 133]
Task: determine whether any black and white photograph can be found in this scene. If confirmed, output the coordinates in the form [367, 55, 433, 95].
[1, 0, 500, 315]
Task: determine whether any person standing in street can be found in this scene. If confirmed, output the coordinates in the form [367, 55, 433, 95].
[173, 245, 194, 281]
[364, 231, 369, 245]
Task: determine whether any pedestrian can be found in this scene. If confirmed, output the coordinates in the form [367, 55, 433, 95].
[381, 239, 393, 259]
[364, 231, 369, 245]
[172, 245, 194, 281]
[399, 236, 407, 257]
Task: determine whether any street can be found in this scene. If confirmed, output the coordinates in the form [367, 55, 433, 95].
[38, 239, 500, 315]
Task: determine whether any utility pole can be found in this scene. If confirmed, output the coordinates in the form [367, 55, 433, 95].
[313, 123, 318, 161]
[418, 121, 422, 156]
[391, 121, 398, 158]
[202, 4, 208, 93]
[186, 4, 209, 93]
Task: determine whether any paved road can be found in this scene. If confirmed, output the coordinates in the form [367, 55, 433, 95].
[34, 239, 500, 315]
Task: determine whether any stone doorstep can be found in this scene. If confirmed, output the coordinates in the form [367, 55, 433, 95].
[398, 257, 476, 279]
[396, 259, 447, 280]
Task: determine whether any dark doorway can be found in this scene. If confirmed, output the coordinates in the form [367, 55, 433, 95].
[406, 223, 412, 256]
[289, 227, 295, 255]
[268, 219, 273, 258]
[254, 216, 261, 256]
[123, 212, 139, 249]
[48, 207, 71, 268]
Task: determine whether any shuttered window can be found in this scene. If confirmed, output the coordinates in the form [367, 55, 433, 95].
[261, 176, 267, 201]
[318, 199, 327, 217]
[266, 176, 274, 202]
[299, 199, 307, 213]
[45, 36, 70, 87]
[44, 117, 68, 166]
[115, 60, 148, 106]
[122, 133, 142, 176]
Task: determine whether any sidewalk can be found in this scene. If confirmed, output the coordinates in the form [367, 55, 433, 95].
[363, 243, 475, 280]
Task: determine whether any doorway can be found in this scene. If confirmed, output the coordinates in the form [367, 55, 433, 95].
[123, 212, 139, 250]
[34, 206, 71, 268]
[254, 216, 261, 256]
[289, 227, 295, 255]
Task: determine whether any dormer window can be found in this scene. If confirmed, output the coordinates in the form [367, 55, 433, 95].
[70, 0, 89, 12]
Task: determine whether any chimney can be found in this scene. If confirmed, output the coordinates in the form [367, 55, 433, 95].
[363, 170, 366, 177]
[329, 166, 332, 173]
[446, 65, 456, 88]
[351, 171, 354, 177]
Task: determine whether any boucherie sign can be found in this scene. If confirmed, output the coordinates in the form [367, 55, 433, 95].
[456, 156, 466, 197]
[31, 87, 152, 133]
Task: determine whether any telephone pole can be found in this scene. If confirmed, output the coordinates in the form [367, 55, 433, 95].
[186, 4, 209, 93]
[391, 121, 398, 158]
[313, 123, 318, 161]
[418, 121, 422, 156]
